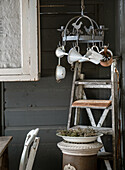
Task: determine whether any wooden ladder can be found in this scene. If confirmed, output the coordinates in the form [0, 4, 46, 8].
[67, 60, 120, 170]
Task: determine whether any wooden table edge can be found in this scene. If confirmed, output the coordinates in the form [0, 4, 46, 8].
[0, 136, 13, 157]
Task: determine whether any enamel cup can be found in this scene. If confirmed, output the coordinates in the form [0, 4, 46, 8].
[56, 65, 66, 81]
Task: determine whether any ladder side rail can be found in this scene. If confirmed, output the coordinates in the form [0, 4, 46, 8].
[74, 64, 84, 126]
[111, 60, 120, 170]
[67, 62, 80, 129]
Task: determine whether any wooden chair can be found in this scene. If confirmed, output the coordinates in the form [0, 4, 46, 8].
[19, 128, 40, 170]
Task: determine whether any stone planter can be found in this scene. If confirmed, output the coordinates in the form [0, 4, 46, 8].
[57, 141, 103, 170]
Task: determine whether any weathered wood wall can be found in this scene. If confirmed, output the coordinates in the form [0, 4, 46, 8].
[1, 0, 119, 169]
[120, 0, 125, 168]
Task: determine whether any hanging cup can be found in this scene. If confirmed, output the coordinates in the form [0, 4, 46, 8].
[56, 65, 66, 82]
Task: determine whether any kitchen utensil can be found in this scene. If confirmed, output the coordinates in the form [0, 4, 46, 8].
[55, 46, 68, 58]
[67, 47, 83, 64]
[56, 65, 66, 81]
[100, 46, 113, 67]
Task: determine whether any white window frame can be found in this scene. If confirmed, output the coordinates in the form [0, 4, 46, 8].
[0, 0, 41, 81]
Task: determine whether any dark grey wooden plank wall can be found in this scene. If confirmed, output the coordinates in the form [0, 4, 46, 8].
[3, 0, 117, 170]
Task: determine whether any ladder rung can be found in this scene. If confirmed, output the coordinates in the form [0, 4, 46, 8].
[70, 125, 113, 135]
[72, 100, 112, 108]
[75, 80, 111, 88]
[98, 152, 113, 160]
[75, 79, 111, 84]
[77, 84, 111, 89]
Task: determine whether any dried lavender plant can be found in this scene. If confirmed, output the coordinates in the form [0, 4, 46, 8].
[57, 127, 98, 137]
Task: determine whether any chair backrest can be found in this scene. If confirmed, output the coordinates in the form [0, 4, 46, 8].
[19, 128, 40, 170]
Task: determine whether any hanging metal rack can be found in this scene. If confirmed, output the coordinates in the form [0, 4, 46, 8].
[57, 0, 108, 47]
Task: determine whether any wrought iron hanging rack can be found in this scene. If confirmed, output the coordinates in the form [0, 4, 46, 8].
[57, 0, 108, 47]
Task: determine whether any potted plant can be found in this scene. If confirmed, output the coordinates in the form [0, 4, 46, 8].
[56, 127, 103, 143]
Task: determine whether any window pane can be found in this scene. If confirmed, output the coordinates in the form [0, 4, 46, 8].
[0, 0, 21, 68]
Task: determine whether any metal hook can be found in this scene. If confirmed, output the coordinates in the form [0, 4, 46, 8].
[71, 64, 75, 71]
[81, 0, 85, 16]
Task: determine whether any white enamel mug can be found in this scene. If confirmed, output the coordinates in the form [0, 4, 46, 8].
[56, 65, 66, 81]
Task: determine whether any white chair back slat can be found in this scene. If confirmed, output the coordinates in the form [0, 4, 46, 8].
[19, 128, 40, 170]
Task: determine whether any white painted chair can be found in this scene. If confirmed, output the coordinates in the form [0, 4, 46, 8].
[19, 128, 40, 170]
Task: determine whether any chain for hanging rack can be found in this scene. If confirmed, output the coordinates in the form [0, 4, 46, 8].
[81, 0, 85, 16]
